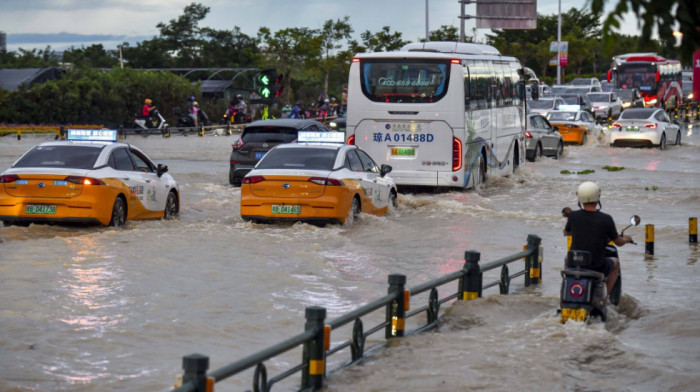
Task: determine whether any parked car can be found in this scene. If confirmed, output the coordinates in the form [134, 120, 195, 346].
[527, 97, 565, 115]
[587, 92, 623, 120]
[229, 119, 331, 186]
[525, 113, 564, 161]
[546, 110, 599, 145]
[610, 108, 681, 149]
[613, 88, 645, 109]
[240, 134, 398, 226]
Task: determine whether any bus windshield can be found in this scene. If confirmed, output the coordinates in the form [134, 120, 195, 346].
[617, 63, 657, 94]
[360, 59, 450, 103]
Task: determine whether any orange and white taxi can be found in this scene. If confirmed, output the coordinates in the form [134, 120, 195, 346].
[0, 129, 180, 226]
[240, 132, 398, 226]
[546, 108, 600, 145]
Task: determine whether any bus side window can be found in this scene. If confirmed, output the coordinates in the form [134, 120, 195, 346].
[464, 66, 470, 110]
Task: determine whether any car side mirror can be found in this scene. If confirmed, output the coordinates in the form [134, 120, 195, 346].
[157, 164, 169, 177]
[380, 164, 392, 177]
[553, 126, 559, 132]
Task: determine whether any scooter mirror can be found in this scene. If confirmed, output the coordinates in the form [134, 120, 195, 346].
[630, 215, 641, 226]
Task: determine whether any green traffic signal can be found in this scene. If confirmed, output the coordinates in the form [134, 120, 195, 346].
[258, 74, 270, 86]
[259, 86, 272, 98]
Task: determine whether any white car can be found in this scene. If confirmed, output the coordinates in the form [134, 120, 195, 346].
[527, 97, 565, 115]
[587, 92, 623, 120]
[610, 108, 681, 149]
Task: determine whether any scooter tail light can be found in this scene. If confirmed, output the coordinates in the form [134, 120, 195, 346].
[612, 122, 622, 128]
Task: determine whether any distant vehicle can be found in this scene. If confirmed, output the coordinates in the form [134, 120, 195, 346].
[586, 92, 623, 119]
[608, 53, 682, 109]
[550, 85, 570, 96]
[610, 108, 681, 149]
[0, 129, 179, 226]
[559, 93, 594, 114]
[229, 119, 331, 186]
[566, 86, 602, 95]
[600, 81, 614, 92]
[527, 97, 565, 115]
[612, 88, 645, 109]
[682, 71, 693, 102]
[240, 133, 398, 226]
[525, 113, 564, 161]
[570, 77, 602, 88]
[328, 116, 346, 132]
[547, 110, 599, 145]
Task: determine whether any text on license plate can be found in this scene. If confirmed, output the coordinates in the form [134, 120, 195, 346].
[255, 152, 266, 159]
[25, 205, 57, 214]
[271, 205, 301, 214]
[561, 308, 587, 322]
[391, 147, 415, 156]
[625, 126, 640, 132]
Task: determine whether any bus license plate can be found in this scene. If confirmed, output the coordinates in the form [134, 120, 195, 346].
[271, 205, 301, 214]
[25, 205, 57, 215]
[255, 152, 266, 160]
[391, 147, 415, 156]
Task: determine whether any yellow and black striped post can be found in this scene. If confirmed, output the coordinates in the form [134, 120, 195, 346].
[690, 217, 698, 244]
[16, 129, 21, 140]
[645, 224, 655, 255]
[525, 234, 542, 286]
[198, 124, 205, 137]
[180, 354, 210, 392]
[460, 250, 482, 300]
[385, 274, 406, 338]
[301, 306, 326, 390]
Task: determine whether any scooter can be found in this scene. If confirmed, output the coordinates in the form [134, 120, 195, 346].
[221, 108, 251, 125]
[135, 109, 168, 130]
[559, 212, 640, 323]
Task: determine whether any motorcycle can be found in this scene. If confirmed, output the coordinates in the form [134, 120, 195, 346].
[135, 108, 168, 130]
[559, 211, 640, 323]
[221, 108, 251, 125]
[174, 106, 210, 128]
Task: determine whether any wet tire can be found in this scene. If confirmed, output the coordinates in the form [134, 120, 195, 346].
[659, 133, 666, 150]
[345, 196, 361, 226]
[609, 274, 622, 306]
[554, 141, 563, 159]
[389, 190, 398, 209]
[534, 143, 542, 161]
[581, 132, 587, 145]
[109, 197, 126, 227]
[229, 170, 241, 187]
[164, 191, 179, 220]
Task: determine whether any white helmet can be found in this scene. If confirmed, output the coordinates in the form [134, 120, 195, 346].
[577, 181, 600, 204]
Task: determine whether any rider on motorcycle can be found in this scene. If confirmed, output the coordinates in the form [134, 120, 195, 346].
[142, 98, 156, 128]
[563, 181, 633, 298]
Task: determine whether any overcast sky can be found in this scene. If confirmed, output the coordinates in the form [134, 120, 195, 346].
[1, 0, 643, 52]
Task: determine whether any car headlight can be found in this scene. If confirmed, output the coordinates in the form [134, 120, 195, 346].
[622, 102, 630, 108]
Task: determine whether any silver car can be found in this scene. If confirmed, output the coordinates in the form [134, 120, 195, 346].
[527, 97, 565, 115]
[525, 113, 564, 161]
[587, 92, 623, 120]
[610, 108, 681, 149]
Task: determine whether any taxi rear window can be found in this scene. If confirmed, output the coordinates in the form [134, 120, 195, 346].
[13, 145, 102, 169]
[256, 148, 337, 170]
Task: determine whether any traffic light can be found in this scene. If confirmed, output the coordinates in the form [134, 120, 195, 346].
[256, 69, 284, 102]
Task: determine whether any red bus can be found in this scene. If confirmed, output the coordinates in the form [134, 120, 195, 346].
[608, 54, 682, 109]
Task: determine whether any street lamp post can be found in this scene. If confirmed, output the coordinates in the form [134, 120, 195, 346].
[557, 0, 561, 85]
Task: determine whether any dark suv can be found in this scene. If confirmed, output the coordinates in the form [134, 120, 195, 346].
[229, 119, 331, 186]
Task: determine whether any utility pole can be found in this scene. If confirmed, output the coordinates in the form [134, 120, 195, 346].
[557, 0, 562, 85]
[426, 0, 430, 41]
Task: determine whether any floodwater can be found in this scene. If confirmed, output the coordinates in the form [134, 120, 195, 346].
[1, 122, 698, 392]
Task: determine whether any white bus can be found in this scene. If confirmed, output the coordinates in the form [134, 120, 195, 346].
[346, 41, 528, 189]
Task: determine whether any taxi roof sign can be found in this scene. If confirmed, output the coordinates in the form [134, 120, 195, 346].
[559, 104, 581, 112]
[66, 129, 118, 142]
[297, 131, 345, 144]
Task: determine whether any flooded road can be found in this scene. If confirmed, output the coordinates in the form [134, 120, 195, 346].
[1, 123, 699, 391]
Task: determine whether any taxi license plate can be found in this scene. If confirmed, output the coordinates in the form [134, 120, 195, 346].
[391, 147, 415, 156]
[561, 308, 587, 322]
[271, 205, 301, 214]
[25, 205, 57, 215]
[255, 152, 266, 160]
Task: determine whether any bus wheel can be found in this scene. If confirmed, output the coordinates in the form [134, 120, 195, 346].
[477, 154, 486, 186]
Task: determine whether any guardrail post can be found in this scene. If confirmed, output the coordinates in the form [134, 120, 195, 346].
[17, 128, 21, 140]
[690, 217, 697, 244]
[181, 354, 209, 392]
[525, 234, 542, 286]
[302, 306, 326, 391]
[385, 274, 406, 339]
[645, 224, 655, 255]
[118, 125, 125, 139]
[459, 250, 481, 300]
[56, 126, 62, 140]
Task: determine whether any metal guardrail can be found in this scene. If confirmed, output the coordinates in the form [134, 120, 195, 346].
[170, 234, 542, 392]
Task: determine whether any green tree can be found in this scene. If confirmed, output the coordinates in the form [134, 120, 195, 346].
[591, 0, 699, 63]
[317, 17, 354, 95]
[427, 25, 460, 42]
[62, 44, 119, 68]
[156, 2, 210, 67]
[351, 26, 409, 53]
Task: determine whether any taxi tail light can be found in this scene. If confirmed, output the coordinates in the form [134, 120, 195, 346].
[347, 135, 355, 145]
[65, 176, 105, 185]
[643, 123, 657, 128]
[309, 177, 344, 186]
[525, 131, 533, 138]
[452, 137, 462, 172]
[0, 174, 20, 183]
[242, 176, 265, 184]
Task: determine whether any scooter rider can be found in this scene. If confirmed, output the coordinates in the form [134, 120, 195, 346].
[563, 181, 633, 297]
[142, 98, 156, 128]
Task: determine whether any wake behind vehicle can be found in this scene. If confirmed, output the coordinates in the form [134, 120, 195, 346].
[0, 129, 179, 226]
[240, 132, 397, 226]
[560, 214, 640, 323]
[610, 108, 681, 149]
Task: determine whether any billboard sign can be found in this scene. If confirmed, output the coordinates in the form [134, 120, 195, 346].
[550, 41, 568, 66]
[476, 0, 537, 30]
